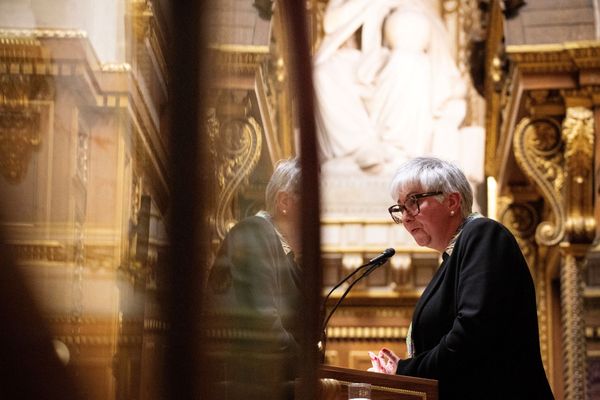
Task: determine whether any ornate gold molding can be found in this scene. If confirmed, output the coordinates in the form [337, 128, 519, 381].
[0, 37, 52, 184]
[335, 379, 428, 400]
[498, 200, 539, 264]
[326, 325, 408, 341]
[208, 44, 270, 78]
[9, 242, 67, 262]
[498, 197, 553, 374]
[130, 0, 167, 90]
[207, 96, 263, 239]
[0, 108, 40, 183]
[513, 117, 566, 246]
[0, 28, 88, 39]
[555, 107, 595, 400]
[525, 90, 565, 118]
[506, 41, 600, 73]
[264, 4, 294, 158]
[560, 243, 588, 400]
[101, 63, 132, 72]
[561, 106, 596, 243]
[483, 0, 506, 176]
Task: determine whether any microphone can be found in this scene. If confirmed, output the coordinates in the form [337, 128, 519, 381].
[318, 248, 395, 360]
[322, 248, 396, 302]
[367, 247, 396, 266]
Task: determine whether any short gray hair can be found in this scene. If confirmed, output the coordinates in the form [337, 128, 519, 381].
[390, 157, 473, 218]
[265, 158, 301, 214]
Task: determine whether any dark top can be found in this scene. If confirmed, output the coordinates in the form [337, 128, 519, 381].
[204, 215, 302, 399]
[396, 217, 554, 399]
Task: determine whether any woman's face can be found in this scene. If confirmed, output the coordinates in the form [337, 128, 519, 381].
[396, 186, 457, 252]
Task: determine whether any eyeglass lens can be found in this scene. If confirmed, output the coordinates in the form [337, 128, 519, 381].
[390, 197, 418, 223]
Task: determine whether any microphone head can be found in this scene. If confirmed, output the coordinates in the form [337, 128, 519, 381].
[384, 248, 395, 257]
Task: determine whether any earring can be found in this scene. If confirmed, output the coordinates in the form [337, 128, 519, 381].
[282, 209, 287, 215]
[450, 210, 455, 216]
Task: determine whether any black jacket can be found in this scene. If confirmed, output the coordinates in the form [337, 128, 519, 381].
[204, 215, 302, 400]
[396, 217, 554, 399]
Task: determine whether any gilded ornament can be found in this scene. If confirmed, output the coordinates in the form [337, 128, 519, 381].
[0, 28, 87, 39]
[0, 107, 40, 183]
[208, 97, 263, 239]
[562, 107, 594, 174]
[513, 117, 566, 247]
[559, 247, 587, 400]
[498, 200, 539, 277]
[0, 37, 52, 184]
[561, 106, 596, 244]
[101, 63, 132, 72]
[499, 202, 538, 238]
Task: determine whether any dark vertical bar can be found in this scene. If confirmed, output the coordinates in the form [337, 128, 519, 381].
[165, 1, 207, 399]
[281, 0, 321, 399]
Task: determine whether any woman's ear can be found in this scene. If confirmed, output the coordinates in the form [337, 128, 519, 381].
[447, 192, 461, 213]
[275, 191, 291, 215]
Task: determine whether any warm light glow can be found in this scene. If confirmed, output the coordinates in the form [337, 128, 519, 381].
[487, 176, 497, 220]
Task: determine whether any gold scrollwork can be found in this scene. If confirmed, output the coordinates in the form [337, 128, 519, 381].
[513, 117, 565, 246]
[209, 101, 263, 240]
[561, 106, 596, 243]
[499, 202, 538, 238]
[499, 201, 539, 263]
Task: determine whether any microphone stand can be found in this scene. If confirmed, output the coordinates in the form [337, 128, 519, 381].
[318, 257, 390, 362]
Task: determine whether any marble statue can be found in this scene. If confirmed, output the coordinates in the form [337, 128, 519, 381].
[314, 0, 468, 171]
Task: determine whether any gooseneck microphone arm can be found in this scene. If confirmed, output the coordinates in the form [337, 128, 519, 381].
[323, 248, 396, 305]
[319, 248, 395, 359]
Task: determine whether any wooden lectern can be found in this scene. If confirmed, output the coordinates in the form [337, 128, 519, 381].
[318, 365, 438, 400]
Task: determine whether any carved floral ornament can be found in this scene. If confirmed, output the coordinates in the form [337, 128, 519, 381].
[562, 107, 594, 180]
[561, 106, 596, 244]
[0, 37, 50, 184]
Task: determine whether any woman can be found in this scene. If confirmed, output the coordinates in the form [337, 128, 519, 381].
[204, 158, 302, 400]
[369, 157, 553, 399]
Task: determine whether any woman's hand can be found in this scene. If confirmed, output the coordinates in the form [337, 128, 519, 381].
[367, 348, 400, 374]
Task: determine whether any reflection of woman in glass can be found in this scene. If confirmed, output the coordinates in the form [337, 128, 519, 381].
[314, 0, 466, 170]
[204, 158, 302, 400]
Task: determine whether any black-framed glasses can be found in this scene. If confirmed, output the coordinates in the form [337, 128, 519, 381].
[388, 191, 443, 223]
